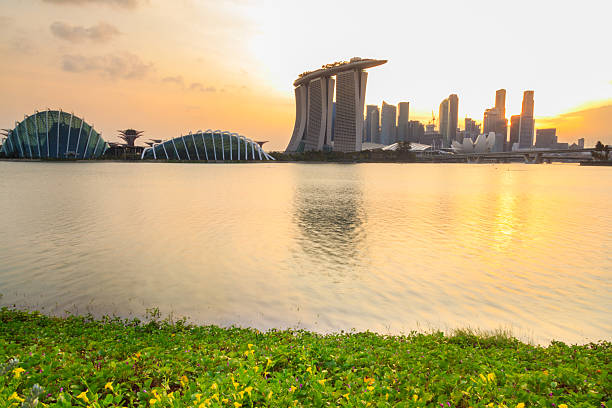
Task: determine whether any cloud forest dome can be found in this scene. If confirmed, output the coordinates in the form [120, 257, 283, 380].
[141, 130, 275, 161]
[1, 110, 107, 159]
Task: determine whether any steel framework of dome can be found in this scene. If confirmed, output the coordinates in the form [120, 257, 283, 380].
[1, 109, 107, 159]
[141, 130, 275, 161]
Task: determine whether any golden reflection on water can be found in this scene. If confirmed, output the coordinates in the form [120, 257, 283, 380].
[0, 162, 610, 344]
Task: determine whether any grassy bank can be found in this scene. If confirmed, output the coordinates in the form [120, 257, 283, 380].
[0, 309, 609, 407]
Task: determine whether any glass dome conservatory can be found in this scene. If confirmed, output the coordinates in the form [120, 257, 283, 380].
[2, 109, 107, 159]
[141, 130, 275, 161]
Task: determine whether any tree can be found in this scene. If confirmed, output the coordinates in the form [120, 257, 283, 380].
[592, 141, 610, 161]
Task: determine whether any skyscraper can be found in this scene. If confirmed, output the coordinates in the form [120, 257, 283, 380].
[365, 105, 380, 143]
[438, 95, 458, 147]
[438, 98, 449, 146]
[509, 115, 520, 150]
[483, 89, 508, 150]
[397, 102, 410, 142]
[380, 101, 397, 145]
[518, 90, 535, 148]
[495, 89, 506, 119]
[447, 94, 458, 145]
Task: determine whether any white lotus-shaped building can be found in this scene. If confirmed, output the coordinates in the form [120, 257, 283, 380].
[452, 132, 503, 153]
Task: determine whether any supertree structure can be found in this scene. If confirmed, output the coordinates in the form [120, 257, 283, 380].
[118, 129, 144, 147]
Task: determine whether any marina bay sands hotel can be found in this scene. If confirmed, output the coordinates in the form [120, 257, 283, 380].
[285, 57, 387, 153]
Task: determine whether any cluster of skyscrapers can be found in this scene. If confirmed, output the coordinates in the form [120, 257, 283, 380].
[364, 89, 583, 152]
[285, 58, 585, 153]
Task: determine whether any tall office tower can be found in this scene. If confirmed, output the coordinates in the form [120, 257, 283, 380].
[535, 128, 557, 148]
[407, 120, 425, 143]
[380, 101, 397, 145]
[367, 106, 380, 144]
[447, 94, 458, 144]
[397, 102, 410, 142]
[464, 118, 480, 139]
[495, 89, 506, 119]
[518, 90, 535, 148]
[483, 89, 508, 150]
[483, 108, 500, 134]
[578, 138, 584, 149]
[439, 98, 449, 146]
[365, 105, 378, 142]
[495, 89, 508, 149]
[286, 58, 387, 152]
[509, 115, 520, 149]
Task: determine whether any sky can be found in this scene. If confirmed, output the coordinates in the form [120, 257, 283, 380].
[0, 0, 610, 151]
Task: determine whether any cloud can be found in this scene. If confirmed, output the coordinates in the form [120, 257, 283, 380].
[189, 82, 216, 92]
[42, 0, 142, 8]
[61, 52, 153, 79]
[537, 102, 612, 146]
[50, 22, 120, 42]
[162, 75, 185, 86]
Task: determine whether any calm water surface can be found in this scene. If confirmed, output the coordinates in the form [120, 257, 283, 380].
[0, 161, 610, 344]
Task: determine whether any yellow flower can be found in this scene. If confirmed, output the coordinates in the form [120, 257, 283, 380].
[558, 405, 568, 408]
[367, 386, 374, 391]
[210, 383, 218, 390]
[266, 358, 273, 368]
[222, 398, 229, 403]
[13, 367, 25, 378]
[253, 366, 259, 373]
[149, 399, 158, 405]
[77, 391, 89, 403]
[267, 391, 273, 399]
[244, 386, 253, 397]
[317, 379, 326, 385]
[180, 375, 189, 387]
[412, 394, 418, 402]
[9, 392, 25, 402]
[306, 366, 312, 374]
[167, 392, 174, 400]
[487, 372, 496, 382]
[516, 404, 525, 408]
[135, 352, 141, 359]
[234, 403, 242, 408]
[480, 374, 487, 383]
[194, 393, 202, 403]
[212, 393, 219, 401]
[247, 344, 254, 349]
[105, 382, 114, 392]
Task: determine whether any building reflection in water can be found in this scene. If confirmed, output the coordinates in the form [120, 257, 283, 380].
[291, 166, 367, 279]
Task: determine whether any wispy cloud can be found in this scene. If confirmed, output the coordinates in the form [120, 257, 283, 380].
[162, 75, 184, 86]
[162, 76, 216, 93]
[50, 22, 120, 43]
[61, 52, 153, 79]
[190, 82, 216, 92]
[42, 0, 143, 8]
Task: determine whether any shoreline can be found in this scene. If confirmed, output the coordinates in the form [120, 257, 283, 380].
[1, 308, 609, 406]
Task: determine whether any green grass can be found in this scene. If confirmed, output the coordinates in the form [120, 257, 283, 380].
[0, 308, 609, 407]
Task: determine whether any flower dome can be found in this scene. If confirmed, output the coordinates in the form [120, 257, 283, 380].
[2, 109, 107, 159]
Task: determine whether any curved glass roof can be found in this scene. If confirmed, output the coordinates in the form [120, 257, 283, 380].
[1, 109, 107, 159]
[141, 130, 275, 161]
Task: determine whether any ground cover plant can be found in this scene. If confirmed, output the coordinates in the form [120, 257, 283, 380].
[0, 308, 609, 407]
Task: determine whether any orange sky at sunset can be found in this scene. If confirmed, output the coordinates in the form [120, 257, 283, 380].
[0, 0, 610, 150]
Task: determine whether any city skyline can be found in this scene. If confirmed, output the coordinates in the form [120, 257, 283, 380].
[0, 0, 610, 150]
